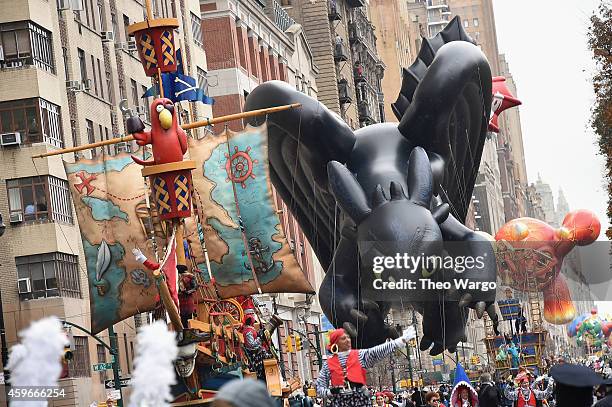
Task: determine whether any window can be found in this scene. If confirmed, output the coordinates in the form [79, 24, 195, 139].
[191, 12, 203, 47]
[67, 336, 91, 377]
[16, 252, 80, 299]
[0, 21, 55, 73]
[106, 70, 113, 103]
[90, 55, 99, 95]
[0, 98, 63, 147]
[86, 119, 95, 157]
[196, 67, 208, 93]
[62, 47, 69, 79]
[160, 0, 174, 18]
[131, 79, 139, 110]
[97, 344, 107, 382]
[104, 126, 111, 155]
[97, 0, 105, 31]
[7, 176, 73, 224]
[464, 19, 469, 28]
[97, 59, 104, 99]
[111, 12, 118, 41]
[78, 48, 87, 82]
[141, 84, 150, 122]
[48, 176, 73, 224]
[123, 14, 130, 43]
[473, 18, 479, 27]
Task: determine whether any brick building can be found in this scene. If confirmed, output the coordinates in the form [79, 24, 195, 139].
[0, 0, 208, 403]
[200, 0, 326, 383]
[284, 0, 386, 129]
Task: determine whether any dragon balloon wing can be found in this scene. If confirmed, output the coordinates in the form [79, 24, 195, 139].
[395, 16, 492, 221]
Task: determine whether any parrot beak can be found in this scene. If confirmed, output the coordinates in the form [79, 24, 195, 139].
[159, 108, 173, 130]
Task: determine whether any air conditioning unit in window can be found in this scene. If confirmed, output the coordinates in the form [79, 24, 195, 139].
[66, 80, 82, 91]
[18, 278, 32, 294]
[0, 132, 21, 147]
[82, 78, 92, 91]
[101, 31, 115, 43]
[127, 39, 138, 53]
[10, 212, 23, 223]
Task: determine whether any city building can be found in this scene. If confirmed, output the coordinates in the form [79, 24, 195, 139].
[525, 183, 546, 221]
[447, 0, 500, 75]
[199, 0, 325, 382]
[497, 53, 528, 220]
[369, 0, 426, 122]
[533, 175, 557, 226]
[0, 0, 208, 403]
[285, 0, 386, 129]
[556, 188, 570, 225]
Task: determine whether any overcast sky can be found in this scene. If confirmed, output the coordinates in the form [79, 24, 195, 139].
[491, 0, 611, 313]
[491, 0, 609, 235]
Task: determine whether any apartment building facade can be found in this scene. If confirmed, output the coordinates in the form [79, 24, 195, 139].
[0, 0, 208, 403]
[284, 0, 385, 129]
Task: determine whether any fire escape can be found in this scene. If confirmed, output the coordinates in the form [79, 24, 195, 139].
[348, 7, 385, 127]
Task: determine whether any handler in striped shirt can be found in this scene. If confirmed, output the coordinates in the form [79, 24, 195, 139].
[316, 326, 416, 407]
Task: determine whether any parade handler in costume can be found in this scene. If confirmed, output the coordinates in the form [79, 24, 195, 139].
[316, 326, 416, 407]
[504, 368, 553, 407]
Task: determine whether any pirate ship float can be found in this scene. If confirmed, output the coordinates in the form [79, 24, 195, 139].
[34, 1, 311, 403]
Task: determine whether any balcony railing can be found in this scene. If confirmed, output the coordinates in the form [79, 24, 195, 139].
[348, 11, 377, 52]
[328, 0, 341, 21]
[270, 0, 296, 32]
[338, 79, 352, 104]
[334, 42, 349, 62]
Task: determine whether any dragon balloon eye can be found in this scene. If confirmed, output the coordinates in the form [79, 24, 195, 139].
[156, 105, 164, 113]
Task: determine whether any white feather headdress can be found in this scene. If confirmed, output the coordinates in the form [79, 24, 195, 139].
[129, 321, 178, 407]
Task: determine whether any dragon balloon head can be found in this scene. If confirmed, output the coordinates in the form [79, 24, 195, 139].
[328, 147, 450, 283]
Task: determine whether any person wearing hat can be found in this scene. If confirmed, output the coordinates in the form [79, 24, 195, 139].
[241, 313, 271, 381]
[450, 363, 478, 407]
[315, 327, 416, 407]
[503, 368, 552, 407]
[550, 363, 603, 407]
[594, 378, 612, 406]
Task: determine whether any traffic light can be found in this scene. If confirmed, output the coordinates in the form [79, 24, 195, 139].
[294, 334, 302, 351]
[285, 335, 294, 353]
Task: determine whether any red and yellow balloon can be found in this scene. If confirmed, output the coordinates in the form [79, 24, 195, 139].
[495, 209, 600, 325]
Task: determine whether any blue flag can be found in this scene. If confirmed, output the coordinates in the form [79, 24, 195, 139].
[141, 49, 214, 105]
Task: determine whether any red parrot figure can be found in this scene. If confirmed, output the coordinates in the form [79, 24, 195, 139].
[130, 98, 187, 166]
[495, 209, 600, 324]
[489, 76, 521, 133]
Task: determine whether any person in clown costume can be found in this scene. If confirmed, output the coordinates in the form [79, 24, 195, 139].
[450, 363, 478, 407]
[503, 368, 553, 407]
[315, 327, 416, 407]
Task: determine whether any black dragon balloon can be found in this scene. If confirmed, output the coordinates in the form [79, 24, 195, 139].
[245, 17, 499, 354]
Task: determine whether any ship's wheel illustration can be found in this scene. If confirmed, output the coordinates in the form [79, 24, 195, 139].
[224, 146, 258, 188]
[209, 298, 244, 325]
